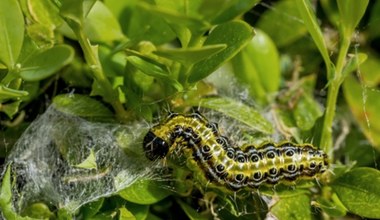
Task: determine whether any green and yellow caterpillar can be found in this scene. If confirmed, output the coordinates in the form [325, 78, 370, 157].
[143, 113, 328, 191]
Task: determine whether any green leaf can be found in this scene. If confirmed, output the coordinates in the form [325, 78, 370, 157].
[74, 149, 97, 169]
[103, 0, 132, 20]
[296, 0, 332, 76]
[114, 1, 176, 45]
[0, 0, 24, 68]
[26, 0, 62, 27]
[80, 198, 104, 219]
[118, 179, 171, 205]
[154, 44, 226, 67]
[52, 94, 114, 119]
[88, 211, 115, 220]
[343, 126, 380, 167]
[83, 1, 125, 42]
[337, 0, 369, 37]
[127, 55, 183, 91]
[195, 96, 273, 134]
[293, 92, 323, 130]
[154, 0, 203, 18]
[15, 35, 39, 65]
[19, 45, 74, 81]
[23, 0, 63, 46]
[246, 29, 280, 93]
[188, 20, 254, 83]
[270, 193, 312, 220]
[256, 0, 307, 47]
[176, 199, 208, 220]
[22, 203, 54, 219]
[319, 0, 339, 27]
[317, 195, 347, 218]
[124, 202, 149, 220]
[168, 24, 192, 48]
[137, 1, 208, 32]
[59, 0, 84, 26]
[119, 207, 136, 220]
[232, 29, 280, 103]
[0, 0, 24, 69]
[232, 51, 266, 102]
[209, 0, 261, 24]
[0, 165, 12, 214]
[346, 52, 377, 87]
[332, 167, 380, 219]
[368, 1, 380, 39]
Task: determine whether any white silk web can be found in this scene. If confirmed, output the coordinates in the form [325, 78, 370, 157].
[5, 105, 153, 213]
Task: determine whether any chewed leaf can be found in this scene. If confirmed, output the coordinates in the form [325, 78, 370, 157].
[195, 96, 273, 134]
[332, 167, 380, 219]
[269, 193, 312, 220]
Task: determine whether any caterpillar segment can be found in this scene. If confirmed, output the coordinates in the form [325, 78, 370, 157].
[143, 113, 329, 191]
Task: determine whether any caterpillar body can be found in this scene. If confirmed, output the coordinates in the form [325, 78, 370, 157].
[143, 113, 328, 191]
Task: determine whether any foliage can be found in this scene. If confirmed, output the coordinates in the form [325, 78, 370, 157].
[0, 0, 380, 219]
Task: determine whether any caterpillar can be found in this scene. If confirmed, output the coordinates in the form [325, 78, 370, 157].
[143, 112, 328, 191]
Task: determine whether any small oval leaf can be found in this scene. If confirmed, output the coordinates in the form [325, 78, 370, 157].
[154, 44, 226, 67]
[0, 0, 24, 68]
[127, 55, 183, 91]
[20, 45, 74, 81]
[270, 193, 312, 220]
[188, 21, 254, 83]
[337, 0, 369, 36]
[332, 167, 380, 219]
[296, 0, 332, 76]
[52, 94, 113, 120]
[118, 179, 171, 205]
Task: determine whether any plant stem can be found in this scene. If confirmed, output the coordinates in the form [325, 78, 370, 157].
[320, 36, 351, 158]
[74, 27, 129, 121]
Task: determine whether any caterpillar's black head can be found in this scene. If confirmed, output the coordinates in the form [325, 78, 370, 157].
[143, 130, 169, 161]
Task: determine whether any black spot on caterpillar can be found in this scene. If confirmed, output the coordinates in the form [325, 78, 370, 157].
[143, 113, 329, 191]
